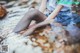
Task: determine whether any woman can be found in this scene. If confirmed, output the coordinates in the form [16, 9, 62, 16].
[13, 0, 79, 36]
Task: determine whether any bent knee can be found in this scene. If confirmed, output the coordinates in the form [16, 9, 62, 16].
[24, 8, 44, 20]
[28, 8, 40, 16]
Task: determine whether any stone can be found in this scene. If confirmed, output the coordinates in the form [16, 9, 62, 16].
[0, 5, 7, 19]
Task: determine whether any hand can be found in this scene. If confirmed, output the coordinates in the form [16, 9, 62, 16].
[44, 18, 54, 24]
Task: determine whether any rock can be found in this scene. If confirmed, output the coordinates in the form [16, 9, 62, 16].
[0, 5, 7, 19]
[0, 1, 7, 5]
[4, 1, 16, 8]
[66, 22, 80, 44]
[4, 32, 43, 53]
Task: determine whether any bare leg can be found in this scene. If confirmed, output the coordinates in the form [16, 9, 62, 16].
[22, 20, 51, 36]
[13, 9, 47, 33]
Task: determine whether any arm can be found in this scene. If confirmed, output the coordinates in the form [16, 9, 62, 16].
[39, 0, 47, 13]
[45, 5, 63, 20]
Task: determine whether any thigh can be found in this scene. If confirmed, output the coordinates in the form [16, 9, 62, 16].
[19, 8, 47, 23]
[30, 9, 47, 23]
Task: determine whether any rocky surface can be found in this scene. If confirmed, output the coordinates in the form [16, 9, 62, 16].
[0, 0, 80, 53]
